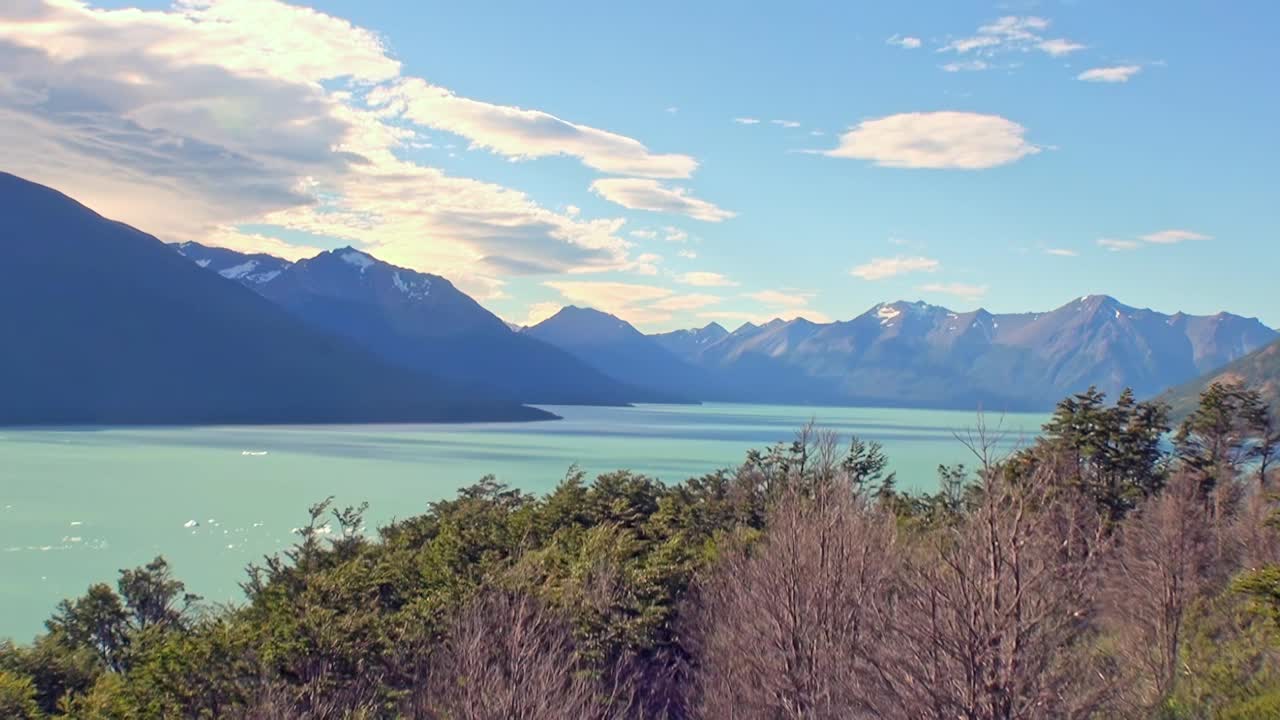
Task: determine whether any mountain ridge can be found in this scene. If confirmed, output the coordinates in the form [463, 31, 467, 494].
[174, 243, 682, 406]
[0, 172, 550, 425]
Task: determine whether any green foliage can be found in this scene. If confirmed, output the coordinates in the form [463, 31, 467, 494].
[1011, 386, 1170, 523]
[8, 391, 1280, 718]
[0, 669, 43, 720]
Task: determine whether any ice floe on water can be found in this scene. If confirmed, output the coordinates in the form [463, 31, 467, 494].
[184, 520, 199, 528]
[241, 450, 268, 456]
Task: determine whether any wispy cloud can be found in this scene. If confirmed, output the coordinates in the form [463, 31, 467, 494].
[824, 112, 1040, 170]
[370, 79, 697, 178]
[1097, 238, 1142, 252]
[733, 117, 761, 125]
[679, 271, 738, 287]
[0, 0, 686, 298]
[748, 289, 813, 307]
[591, 178, 736, 222]
[851, 255, 941, 280]
[941, 60, 990, 73]
[887, 34, 923, 49]
[771, 119, 801, 128]
[940, 16, 1084, 59]
[1078, 65, 1143, 83]
[1141, 229, 1212, 244]
[1097, 229, 1211, 252]
[1038, 38, 1087, 56]
[542, 280, 722, 327]
[677, 248, 698, 259]
[917, 282, 989, 300]
[1044, 248, 1079, 257]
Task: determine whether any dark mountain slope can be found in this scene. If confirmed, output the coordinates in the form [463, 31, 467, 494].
[1161, 339, 1280, 418]
[0, 172, 548, 425]
[174, 242, 664, 405]
[524, 307, 712, 401]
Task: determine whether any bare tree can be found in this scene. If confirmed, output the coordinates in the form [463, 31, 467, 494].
[419, 589, 624, 720]
[1100, 473, 1216, 714]
[692, 478, 900, 719]
[882, 464, 1117, 720]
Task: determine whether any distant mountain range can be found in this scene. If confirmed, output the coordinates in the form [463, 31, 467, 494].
[0, 172, 549, 425]
[173, 243, 678, 406]
[533, 298, 1278, 411]
[1161, 339, 1280, 418]
[5, 170, 1274, 424]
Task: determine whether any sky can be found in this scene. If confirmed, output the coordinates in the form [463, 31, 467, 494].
[1, 0, 1276, 331]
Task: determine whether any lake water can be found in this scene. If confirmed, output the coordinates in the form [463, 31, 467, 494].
[0, 403, 1046, 641]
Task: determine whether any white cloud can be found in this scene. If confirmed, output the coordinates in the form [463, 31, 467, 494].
[917, 282, 989, 300]
[824, 112, 1039, 169]
[940, 16, 1083, 60]
[887, 35, 923, 49]
[677, 248, 698, 259]
[1038, 38, 1087, 56]
[370, 78, 697, 178]
[1097, 230, 1211, 252]
[1078, 65, 1143, 83]
[519, 301, 563, 327]
[1044, 248, 1079, 257]
[650, 294, 722, 312]
[1141, 229, 1212, 244]
[941, 60, 990, 73]
[591, 178, 736, 222]
[748, 289, 814, 308]
[629, 229, 658, 240]
[663, 226, 689, 243]
[733, 117, 761, 125]
[1097, 238, 1141, 252]
[542, 280, 722, 327]
[771, 119, 801, 128]
[665, 106, 679, 114]
[0, 0, 693, 293]
[850, 256, 941, 280]
[679, 271, 738, 287]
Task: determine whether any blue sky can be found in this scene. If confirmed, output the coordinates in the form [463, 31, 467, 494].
[3, 1, 1276, 330]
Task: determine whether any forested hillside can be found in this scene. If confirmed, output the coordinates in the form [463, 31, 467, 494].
[3, 383, 1280, 719]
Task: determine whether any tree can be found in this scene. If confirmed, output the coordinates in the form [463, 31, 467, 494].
[1100, 474, 1217, 712]
[882, 465, 1117, 719]
[1022, 386, 1169, 523]
[0, 670, 43, 720]
[1176, 382, 1272, 509]
[421, 589, 624, 720]
[692, 479, 899, 719]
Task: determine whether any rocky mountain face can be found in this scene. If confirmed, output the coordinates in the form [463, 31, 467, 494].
[1162, 339, 1280, 418]
[1, 172, 548, 425]
[646, 296, 1278, 410]
[174, 243, 670, 406]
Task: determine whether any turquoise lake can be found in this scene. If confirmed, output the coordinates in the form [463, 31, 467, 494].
[0, 403, 1047, 641]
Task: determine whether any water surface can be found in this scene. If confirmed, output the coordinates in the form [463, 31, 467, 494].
[0, 403, 1046, 641]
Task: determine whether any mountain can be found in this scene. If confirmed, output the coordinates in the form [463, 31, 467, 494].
[650, 322, 729, 357]
[1161, 339, 1280, 418]
[0, 171, 549, 425]
[523, 307, 714, 400]
[174, 242, 664, 406]
[652, 296, 1278, 410]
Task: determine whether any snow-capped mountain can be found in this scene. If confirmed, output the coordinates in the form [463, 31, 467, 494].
[648, 296, 1277, 409]
[2, 172, 546, 425]
[173, 243, 676, 405]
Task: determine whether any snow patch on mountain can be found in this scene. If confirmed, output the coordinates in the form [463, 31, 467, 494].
[219, 260, 258, 279]
[341, 251, 374, 272]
